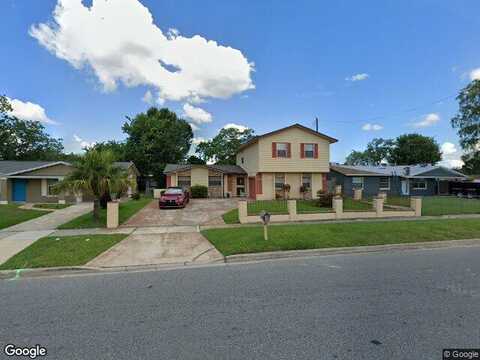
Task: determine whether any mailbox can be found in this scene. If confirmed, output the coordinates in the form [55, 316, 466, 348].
[260, 211, 271, 225]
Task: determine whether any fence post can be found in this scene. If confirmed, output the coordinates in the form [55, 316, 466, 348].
[288, 199, 297, 221]
[333, 197, 343, 218]
[353, 188, 363, 200]
[410, 197, 422, 217]
[335, 185, 342, 196]
[374, 197, 384, 217]
[107, 201, 119, 229]
[238, 200, 248, 224]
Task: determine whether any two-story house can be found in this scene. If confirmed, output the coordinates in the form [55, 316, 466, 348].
[164, 124, 337, 200]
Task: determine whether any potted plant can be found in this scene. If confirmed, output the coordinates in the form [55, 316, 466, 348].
[283, 183, 291, 199]
[300, 185, 311, 199]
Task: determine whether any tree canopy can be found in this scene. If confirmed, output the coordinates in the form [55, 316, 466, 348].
[122, 107, 193, 182]
[345, 134, 442, 166]
[0, 95, 64, 161]
[195, 127, 255, 165]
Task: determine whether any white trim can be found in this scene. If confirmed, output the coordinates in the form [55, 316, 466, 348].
[411, 179, 427, 190]
[4, 161, 71, 176]
[41, 179, 48, 197]
[7, 175, 65, 179]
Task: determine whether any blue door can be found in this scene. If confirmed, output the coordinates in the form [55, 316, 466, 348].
[12, 179, 27, 202]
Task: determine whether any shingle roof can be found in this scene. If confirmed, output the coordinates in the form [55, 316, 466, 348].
[163, 164, 246, 174]
[330, 164, 467, 178]
[0, 161, 70, 176]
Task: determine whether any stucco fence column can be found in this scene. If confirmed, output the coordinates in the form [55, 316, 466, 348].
[410, 197, 422, 217]
[374, 197, 384, 217]
[288, 200, 297, 221]
[107, 201, 119, 229]
[353, 188, 363, 200]
[238, 200, 248, 224]
[332, 196, 343, 218]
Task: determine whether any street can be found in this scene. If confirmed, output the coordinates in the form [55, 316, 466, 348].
[1, 246, 479, 360]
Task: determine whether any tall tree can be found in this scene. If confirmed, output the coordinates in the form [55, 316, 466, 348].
[460, 152, 480, 175]
[345, 138, 394, 165]
[122, 107, 193, 183]
[90, 140, 127, 161]
[0, 95, 64, 160]
[451, 79, 480, 152]
[195, 127, 255, 164]
[186, 155, 206, 165]
[345, 150, 371, 165]
[387, 133, 442, 165]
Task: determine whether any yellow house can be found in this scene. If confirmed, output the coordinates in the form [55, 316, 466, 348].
[164, 124, 337, 200]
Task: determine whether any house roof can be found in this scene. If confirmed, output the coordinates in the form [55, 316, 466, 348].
[164, 164, 247, 175]
[0, 161, 71, 177]
[0, 160, 138, 177]
[238, 123, 338, 151]
[330, 164, 467, 178]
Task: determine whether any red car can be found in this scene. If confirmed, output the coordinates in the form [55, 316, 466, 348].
[159, 187, 190, 209]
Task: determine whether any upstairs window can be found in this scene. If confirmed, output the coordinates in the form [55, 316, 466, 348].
[276, 143, 289, 158]
[304, 144, 314, 158]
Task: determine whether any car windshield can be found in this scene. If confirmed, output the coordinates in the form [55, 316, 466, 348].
[164, 188, 183, 195]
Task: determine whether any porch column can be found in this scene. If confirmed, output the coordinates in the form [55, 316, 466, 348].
[0, 178, 8, 204]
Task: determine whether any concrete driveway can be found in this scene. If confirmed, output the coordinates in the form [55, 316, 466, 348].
[122, 198, 238, 227]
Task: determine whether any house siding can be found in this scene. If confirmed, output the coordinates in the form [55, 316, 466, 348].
[18, 164, 73, 177]
[236, 142, 259, 176]
[191, 167, 209, 187]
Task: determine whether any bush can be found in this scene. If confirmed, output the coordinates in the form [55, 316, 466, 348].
[131, 192, 141, 200]
[316, 190, 333, 208]
[190, 185, 208, 198]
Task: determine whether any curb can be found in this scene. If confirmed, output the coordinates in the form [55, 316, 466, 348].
[224, 238, 480, 263]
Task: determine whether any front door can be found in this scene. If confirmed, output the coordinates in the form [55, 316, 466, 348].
[401, 179, 410, 196]
[248, 177, 256, 199]
[12, 179, 27, 202]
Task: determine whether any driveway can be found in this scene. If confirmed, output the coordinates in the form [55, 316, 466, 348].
[122, 198, 238, 227]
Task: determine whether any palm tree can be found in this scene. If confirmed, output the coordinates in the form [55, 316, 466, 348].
[53, 150, 131, 219]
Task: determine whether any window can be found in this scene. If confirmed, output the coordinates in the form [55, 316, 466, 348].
[303, 144, 315, 158]
[379, 177, 390, 190]
[276, 143, 288, 158]
[274, 174, 285, 190]
[47, 179, 58, 196]
[208, 176, 222, 187]
[177, 176, 191, 188]
[352, 177, 364, 190]
[236, 177, 245, 186]
[241, 157, 244, 164]
[302, 174, 312, 189]
[411, 179, 427, 190]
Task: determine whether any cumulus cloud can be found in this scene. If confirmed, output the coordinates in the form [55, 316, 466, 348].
[470, 68, 480, 81]
[189, 123, 200, 132]
[30, 0, 254, 103]
[439, 141, 464, 169]
[142, 90, 154, 104]
[413, 113, 440, 128]
[345, 73, 369, 82]
[192, 137, 207, 145]
[223, 123, 249, 132]
[361, 123, 383, 131]
[183, 103, 212, 124]
[441, 142, 458, 155]
[73, 134, 96, 149]
[7, 97, 56, 124]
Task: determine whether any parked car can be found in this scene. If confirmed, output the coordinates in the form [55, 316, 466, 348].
[159, 187, 190, 208]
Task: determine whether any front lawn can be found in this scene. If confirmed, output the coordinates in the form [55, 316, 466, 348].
[0, 234, 128, 270]
[202, 218, 480, 256]
[222, 208, 240, 224]
[343, 198, 373, 212]
[0, 204, 48, 230]
[297, 200, 333, 213]
[33, 203, 71, 210]
[422, 196, 480, 216]
[247, 200, 288, 215]
[58, 196, 152, 229]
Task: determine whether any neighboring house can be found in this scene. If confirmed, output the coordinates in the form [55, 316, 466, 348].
[0, 161, 139, 204]
[329, 164, 467, 197]
[164, 123, 338, 200]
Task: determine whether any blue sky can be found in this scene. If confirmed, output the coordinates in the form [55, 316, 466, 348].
[2, 0, 480, 166]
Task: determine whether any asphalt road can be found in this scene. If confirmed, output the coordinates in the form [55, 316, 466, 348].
[1, 247, 480, 360]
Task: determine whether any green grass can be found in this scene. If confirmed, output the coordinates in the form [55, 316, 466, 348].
[343, 198, 373, 212]
[422, 196, 480, 216]
[58, 197, 152, 229]
[297, 200, 333, 213]
[0, 234, 128, 270]
[222, 208, 240, 224]
[385, 196, 411, 207]
[33, 203, 71, 210]
[202, 218, 480, 256]
[0, 204, 48, 230]
[247, 200, 288, 215]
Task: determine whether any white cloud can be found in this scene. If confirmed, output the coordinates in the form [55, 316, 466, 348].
[470, 68, 480, 81]
[223, 123, 249, 132]
[361, 123, 383, 131]
[345, 73, 369, 82]
[30, 0, 254, 103]
[189, 123, 200, 132]
[440, 159, 464, 169]
[142, 90, 153, 104]
[413, 113, 440, 128]
[7, 97, 56, 124]
[441, 142, 458, 155]
[183, 103, 212, 124]
[192, 137, 207, 145]
[73, 134, 96, 150]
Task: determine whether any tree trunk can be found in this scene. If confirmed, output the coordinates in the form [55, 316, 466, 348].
[93, 199, 101, 220]
[99, 192, 111, 209]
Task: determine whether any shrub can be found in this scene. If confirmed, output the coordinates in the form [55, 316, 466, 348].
[131, 192, 141, 200]
[190, 185, 208, 198]
[316, 190, 333, 208]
